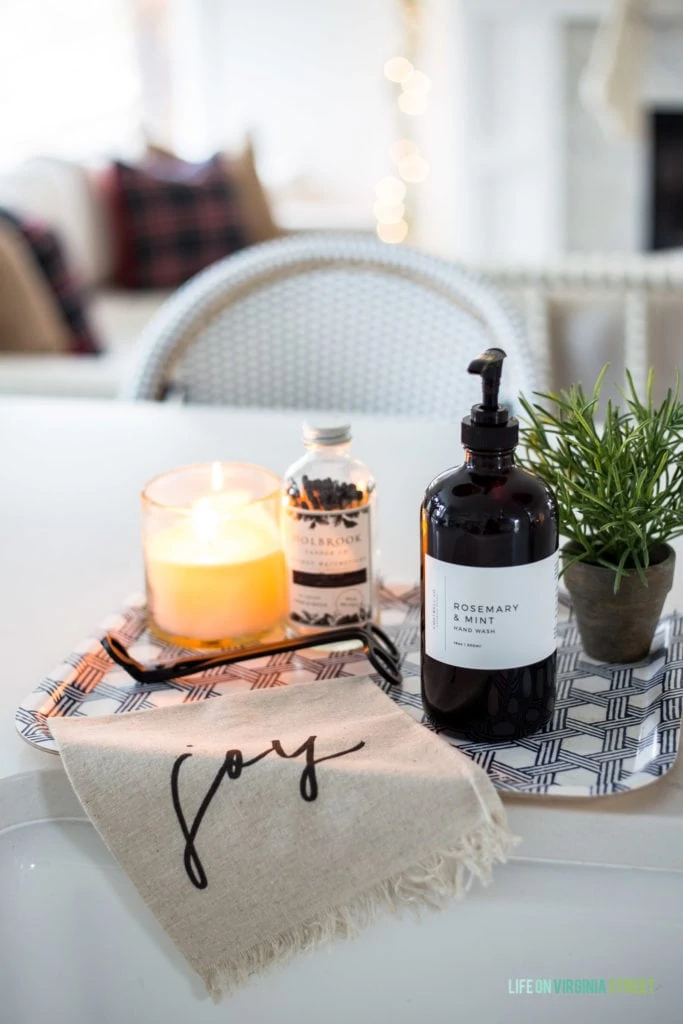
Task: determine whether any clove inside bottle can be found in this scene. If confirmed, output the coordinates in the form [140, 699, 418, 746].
[283, 424, 377, 633]
[421, 348, 558, 742]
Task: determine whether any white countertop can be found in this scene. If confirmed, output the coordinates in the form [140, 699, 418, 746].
[3, 396, 683, 872]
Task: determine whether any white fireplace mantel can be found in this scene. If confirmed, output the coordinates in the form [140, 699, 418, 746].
[432, 0, 683, 261]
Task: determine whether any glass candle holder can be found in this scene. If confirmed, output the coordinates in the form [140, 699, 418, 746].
[142, 463, 287, 649]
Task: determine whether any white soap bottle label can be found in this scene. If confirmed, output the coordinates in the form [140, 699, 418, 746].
[284, 505, 373, 628]
[424, 552, 558, 670]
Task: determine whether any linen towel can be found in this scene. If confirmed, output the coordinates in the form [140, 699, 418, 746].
[51, 676, 516, 999]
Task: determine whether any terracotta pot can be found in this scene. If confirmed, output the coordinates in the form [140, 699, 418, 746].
[563, 544, 675, 663]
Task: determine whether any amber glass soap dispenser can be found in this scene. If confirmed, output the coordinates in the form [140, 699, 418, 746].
[420, 348, 558, 742]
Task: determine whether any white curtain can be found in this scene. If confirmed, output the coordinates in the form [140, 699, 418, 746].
[136, 0, 397, 191]
[0, 0, 144, 169]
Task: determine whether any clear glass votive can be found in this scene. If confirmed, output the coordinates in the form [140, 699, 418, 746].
[142, 463, 287, 649]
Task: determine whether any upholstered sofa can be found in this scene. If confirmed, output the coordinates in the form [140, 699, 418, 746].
[0, 151, 280, 397]
[0, 156, 681, 400]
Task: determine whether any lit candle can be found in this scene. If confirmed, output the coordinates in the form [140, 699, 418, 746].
[143, 463, 287, 647]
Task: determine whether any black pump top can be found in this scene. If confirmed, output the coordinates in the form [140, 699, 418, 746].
[461, 347, 519, 452]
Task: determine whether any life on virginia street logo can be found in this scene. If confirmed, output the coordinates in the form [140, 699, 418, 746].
[507, 977, 655, 996]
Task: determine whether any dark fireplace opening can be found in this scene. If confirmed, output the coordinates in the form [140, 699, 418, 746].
[649, 110, 683, 250]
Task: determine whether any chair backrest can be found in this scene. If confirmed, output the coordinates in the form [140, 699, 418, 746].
[122, 234, 537, 418]
[480, 253, 683, 403]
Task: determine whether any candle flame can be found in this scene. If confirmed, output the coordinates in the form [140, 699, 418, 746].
[211, 461, 224, 492]
[191, 487, 254, 548]
[192, 497, 221, 546]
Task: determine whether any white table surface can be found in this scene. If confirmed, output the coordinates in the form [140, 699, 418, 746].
[3, 396, 683, 871]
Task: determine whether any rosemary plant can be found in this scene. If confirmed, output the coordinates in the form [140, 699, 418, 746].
[518, 367, 683, 591]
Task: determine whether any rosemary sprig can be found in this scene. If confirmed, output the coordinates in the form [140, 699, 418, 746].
[518, 366, 683, 592]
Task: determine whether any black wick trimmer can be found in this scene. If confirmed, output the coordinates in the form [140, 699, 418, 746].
[101, 624, 402, 688]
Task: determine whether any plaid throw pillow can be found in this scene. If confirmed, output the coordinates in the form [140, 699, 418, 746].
[110, 155, 247, 289]
[0, 209, 100, 355]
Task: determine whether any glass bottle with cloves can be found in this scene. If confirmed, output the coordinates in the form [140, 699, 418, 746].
[282, 423, 378, 633]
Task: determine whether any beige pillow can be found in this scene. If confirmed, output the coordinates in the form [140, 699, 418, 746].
[222, 136, 281, 244]
[0, 219, 71, 353]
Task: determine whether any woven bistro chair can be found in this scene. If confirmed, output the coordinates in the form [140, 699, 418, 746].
[122, 233, 537, 417]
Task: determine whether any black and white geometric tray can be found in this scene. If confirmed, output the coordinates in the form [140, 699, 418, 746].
[16, 586, 683, 797]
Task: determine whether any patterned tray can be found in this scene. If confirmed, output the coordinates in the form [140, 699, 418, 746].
[16, 586, 683, 796]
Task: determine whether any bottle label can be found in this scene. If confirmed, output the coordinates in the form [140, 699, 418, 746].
[284, 505, 372, 627]
[424, 552, 558, 670]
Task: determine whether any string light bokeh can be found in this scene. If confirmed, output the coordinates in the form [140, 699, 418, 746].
[375, 1, 429, 244]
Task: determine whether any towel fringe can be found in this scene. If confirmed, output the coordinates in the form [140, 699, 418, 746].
[205, 813, 519, 1000]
